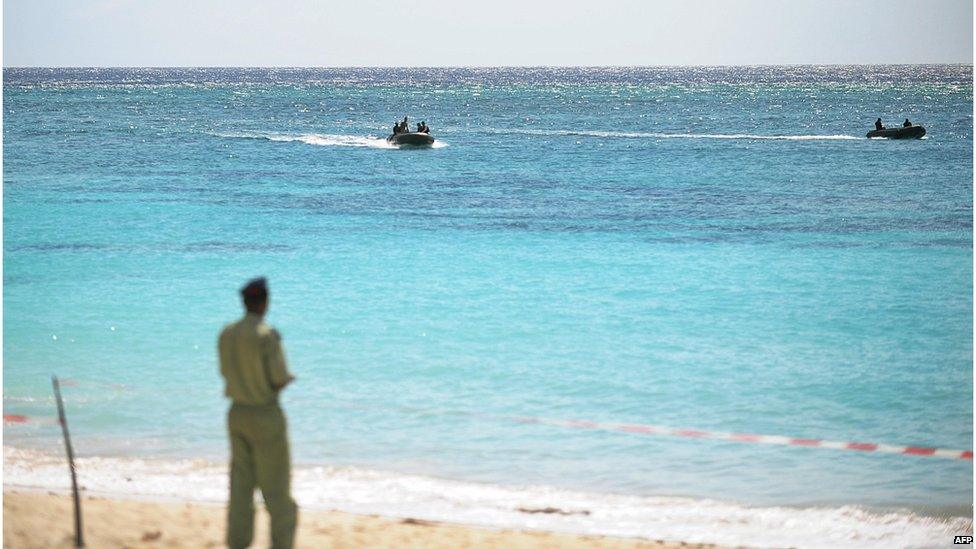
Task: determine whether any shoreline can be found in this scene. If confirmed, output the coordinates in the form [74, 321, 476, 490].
[4, 490, 707, 549]
[4, 445, 971, 548]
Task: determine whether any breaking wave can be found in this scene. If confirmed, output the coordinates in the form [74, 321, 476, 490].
[4, 446, 970, 549]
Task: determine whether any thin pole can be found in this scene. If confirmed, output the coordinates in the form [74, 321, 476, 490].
[53, 375, 84, 547]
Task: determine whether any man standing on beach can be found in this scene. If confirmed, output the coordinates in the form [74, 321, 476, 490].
[219, 277, 297, 549]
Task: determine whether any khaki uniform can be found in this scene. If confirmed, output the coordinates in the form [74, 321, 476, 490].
[219, 313, 297, 549]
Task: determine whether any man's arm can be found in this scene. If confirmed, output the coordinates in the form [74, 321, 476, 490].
[218, 328, 230, 379]
[264, 328, 295, 391]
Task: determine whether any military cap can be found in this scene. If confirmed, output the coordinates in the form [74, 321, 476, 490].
[240, 277, 268, 297]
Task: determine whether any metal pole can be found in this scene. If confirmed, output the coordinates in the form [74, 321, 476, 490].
[53, 375, 84, 547]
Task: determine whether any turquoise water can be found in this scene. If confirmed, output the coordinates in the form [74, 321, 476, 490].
[4, 67, 972, 516]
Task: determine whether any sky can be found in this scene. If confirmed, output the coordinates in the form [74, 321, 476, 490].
[3, 0, 973, 67]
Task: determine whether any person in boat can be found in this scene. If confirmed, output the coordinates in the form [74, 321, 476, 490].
[875, 118, 884, 131]
[393, 121, 401, 135]
[903, 119, 912, 127]
[402, 116, 409, 133]
[416, 122, 424, 133]
[420, 121, 430, 134]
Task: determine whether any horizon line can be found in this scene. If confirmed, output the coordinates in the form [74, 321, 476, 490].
[3, 63, 974, 70]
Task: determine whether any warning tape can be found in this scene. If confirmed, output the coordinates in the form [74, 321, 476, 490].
[4, 414, 58, 426]
[515, 416, 973, 461]
[6, 408, 971, 461]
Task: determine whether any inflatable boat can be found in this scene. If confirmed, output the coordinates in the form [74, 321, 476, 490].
[387, 132, 435, 146]
[866, 126, 925, 139]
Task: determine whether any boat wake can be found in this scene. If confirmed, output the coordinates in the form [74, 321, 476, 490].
[214, 131, 447, 149]
[214, 131, 394, 148]
[495, 129, 862, 141]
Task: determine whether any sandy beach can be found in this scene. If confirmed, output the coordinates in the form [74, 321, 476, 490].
[3, 491, 727, 548]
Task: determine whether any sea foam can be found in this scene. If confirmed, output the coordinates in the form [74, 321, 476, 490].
[4, 446, 969, 549]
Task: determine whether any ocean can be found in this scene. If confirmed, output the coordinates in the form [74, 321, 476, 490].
[3, 66, 973, 547]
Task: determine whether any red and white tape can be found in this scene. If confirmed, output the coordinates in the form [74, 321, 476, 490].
[6, 410, 970, 461]
[515, 416, 973, 460]
[4, 414, 58, 426]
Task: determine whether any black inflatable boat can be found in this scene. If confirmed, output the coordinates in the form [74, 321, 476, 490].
[866, 126, 926, 139]
[387, 132, 435, 146]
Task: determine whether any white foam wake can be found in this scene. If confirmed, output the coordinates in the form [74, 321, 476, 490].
[4, 447, 969, 549]
[214, 131, 448, 149]
[214, 131, 394, 148]
[497, 128, 862, 141]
